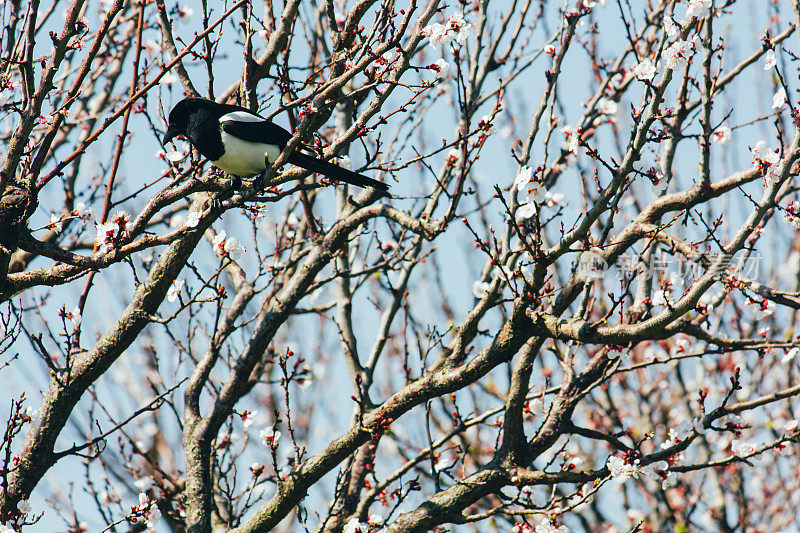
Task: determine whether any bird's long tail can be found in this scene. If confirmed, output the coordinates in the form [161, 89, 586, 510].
[287, 152, 389, 194]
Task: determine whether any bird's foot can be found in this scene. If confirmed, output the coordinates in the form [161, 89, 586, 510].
[210, 195, 225, 213]
[251, 172, 267, 193]
[211, 175, 242, 213]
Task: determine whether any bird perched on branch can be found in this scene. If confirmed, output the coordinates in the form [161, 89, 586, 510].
[162, 98, 389, 203]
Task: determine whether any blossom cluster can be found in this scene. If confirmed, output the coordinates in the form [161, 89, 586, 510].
[608, 454, 676, 490]
[684, 0, 712, 21]
[212, 230, 246, 260]
[260, 426, 281, 449]
[511, 519, 570, 533]
[423, 12, 473, 50]
[785, 201, 800, 229]
[750, 140, 781, 183]
[129, 493, 161, 530]
[663, 39, 696, 72]
[343, 513, 384, 533]
[95, 211, 130, 254]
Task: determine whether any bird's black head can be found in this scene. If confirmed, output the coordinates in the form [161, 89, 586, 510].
[163, 98, 219, 144]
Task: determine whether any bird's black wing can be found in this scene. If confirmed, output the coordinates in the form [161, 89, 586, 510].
[220, 119, 293, 146]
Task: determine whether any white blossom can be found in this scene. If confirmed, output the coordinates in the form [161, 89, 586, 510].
[772, 87, 787, 109]
[627, 509, 646, 525]
[751, 140, 780, 166]
[213, 231, 246, 260]
[685, 0, 712, 21]
[661, 470, 677, 489]
[479, 114, 497, 134]
[731, 439, 756, 457]
[448, 12, 472, 45]
[514, 165, 534, 191]
[763, 49, 776, 70]
[632, 58, 656, 81]
[653, 169, 669, 195]
[146, 504, 162, 528]
[526, 181, 547, 203]
[423, 23, 450, 49]
[177, 5, 193, 23]
[343, 517, 368, 533]
[669, 420, 694, 442]
[164, 150, 183, 162]
[260, 427, 281, 447]
[664, 16, 678, 37]
[67, 306, 82, 326]
[781, 347, 798, 364]
[783, 419, 798, 433]
[598, 98, 618, 115]
[338, 155, 352, 170]
[243, 410, 257, 430]
[516, 201, 537, 221]
[640, 460, 669, 483]
[23, 406, 40, 424]
[167, 279, 184, 303]
[753, 299, 775, 320]
[472, 280, 491, 299]
[562, 125, 580, 154]
[74, 201, 92, 220]
[95, 222, 118, 253]
[225, 237, 245, 260]
[652, 289, 672, 307]
[432, 58, 450, 79]
[95, 212, 128, 253]
[16, 499, 31, 514]
[169, 214, 185, 228]
[212, 231, 227, 256]
[160, 71, 178, 86]
[545, 191, 565, 206]
[422, 12, 473, 50]
[381, 50, 395, 65]
[535, 519, 569, 533]
[663, 39, 694, 72]
[668, 337, 689, 357]
[712, 125, 732, 145]
[49, 213, 63, 233]
[607, 455, 639, 481]
[142, 39, 161, 55]
[133, 476, 155, 492]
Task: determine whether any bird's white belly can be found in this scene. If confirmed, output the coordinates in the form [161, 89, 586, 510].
[213, 131, 281, 176]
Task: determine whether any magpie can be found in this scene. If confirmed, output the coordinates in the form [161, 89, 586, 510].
[162, 97, 389, 199]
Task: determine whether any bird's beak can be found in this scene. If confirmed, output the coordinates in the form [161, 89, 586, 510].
[162, 125, 179, 144]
